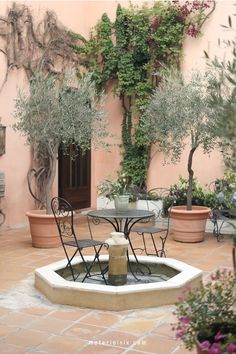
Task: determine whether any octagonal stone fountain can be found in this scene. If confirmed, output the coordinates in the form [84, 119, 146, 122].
[35, 255, 202, 311]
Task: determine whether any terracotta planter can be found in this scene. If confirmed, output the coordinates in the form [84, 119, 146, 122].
[26, 210, 61, 248]
[171, 206, 211, 243]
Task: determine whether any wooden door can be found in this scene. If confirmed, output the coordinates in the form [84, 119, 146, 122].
[58, 146, 91, 209]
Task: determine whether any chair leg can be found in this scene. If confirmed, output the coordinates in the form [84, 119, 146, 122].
[93, 245, 108, 284]
[80, 245, 107, 284]
[150, 233, 160, 257]
[63, 246, 80, 281]
[233, 246, 236, 273]
[141, 233, 149, 255]
[142, 233, 161, 257]
[160, 235, 167, 257]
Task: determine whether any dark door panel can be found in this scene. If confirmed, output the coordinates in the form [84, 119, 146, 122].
[59, 146, 91, 209]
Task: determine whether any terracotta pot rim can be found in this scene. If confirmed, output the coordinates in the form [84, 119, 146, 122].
[26, 210, 54, 218]
[171, 206, 211, 214]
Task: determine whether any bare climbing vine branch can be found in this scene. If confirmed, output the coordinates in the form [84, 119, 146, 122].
[0, 2, 87, 93]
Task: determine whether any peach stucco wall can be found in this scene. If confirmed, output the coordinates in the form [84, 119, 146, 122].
[0, 0, 234, 228]
[148, 0, 233, 189]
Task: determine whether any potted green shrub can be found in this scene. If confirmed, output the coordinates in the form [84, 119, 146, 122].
[173, 269, 236, 353]
[162, 176, 217, 215]
[143, 70, 220, 242]
[14, 70, 107, 247]
[97, 174, 130, 211]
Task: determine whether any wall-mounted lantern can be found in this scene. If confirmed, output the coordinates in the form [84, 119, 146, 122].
[0, 125, 6, 156]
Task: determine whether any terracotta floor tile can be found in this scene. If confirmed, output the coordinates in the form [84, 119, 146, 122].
[125, 352, 147, 354]
[80, 311, 121, 327]
[0, 324, 18, 338]
[63, 322, 106, 339]
[95, 330, 140, 348]
[133, 334, 177, 353]
[0, 269, 31, 282]
[29, 317, 73, 334]
[0, 343, 26, 354]
[0, 281, 21, 292]
[48, 308, 90, 321]
[0, 312, 39, 327]
[20, 307, 52, 316]
[175, 343, 197, 353]
[115, 318, 157, 334]
[37, 334, 86, 353]
[152, 323, 176, 339]
[79, 344, 124, 353]
[0, 306, 10, 317]
[2, 328, 51, 348]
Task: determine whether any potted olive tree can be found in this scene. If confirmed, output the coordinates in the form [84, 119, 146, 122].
[14, 70, 107, 248]
[143, 70, 219, 242]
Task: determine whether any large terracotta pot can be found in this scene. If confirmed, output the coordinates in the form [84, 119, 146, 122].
[171, 206, 211, 243]
[26, 210, 61, 248]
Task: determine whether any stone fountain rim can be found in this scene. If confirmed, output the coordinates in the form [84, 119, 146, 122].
[35, 255, 202, 295]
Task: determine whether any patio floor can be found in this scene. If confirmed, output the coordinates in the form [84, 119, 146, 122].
[0, 214, 234, 354]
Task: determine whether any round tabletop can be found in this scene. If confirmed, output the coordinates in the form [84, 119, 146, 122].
[87, 209, 154, 220]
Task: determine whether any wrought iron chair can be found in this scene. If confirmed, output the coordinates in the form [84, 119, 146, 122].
[130, 188, 172, 257]
[51, 197, 107, 283]
[208, 180, 235, 241]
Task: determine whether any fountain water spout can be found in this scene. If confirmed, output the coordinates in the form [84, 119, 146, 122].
[105, 232, 129, 286]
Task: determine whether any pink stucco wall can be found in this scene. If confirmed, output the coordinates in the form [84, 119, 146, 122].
[0, 0, 234, 228]
[148, 0, 233, 189]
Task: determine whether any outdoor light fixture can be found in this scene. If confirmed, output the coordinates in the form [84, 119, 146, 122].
[0, 124, 6, 155]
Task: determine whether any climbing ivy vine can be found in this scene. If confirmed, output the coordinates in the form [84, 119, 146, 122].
[75, 0, 215, 187]
[0, 1, 215, 190]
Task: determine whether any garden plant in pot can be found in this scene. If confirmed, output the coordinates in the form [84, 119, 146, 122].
[14, 69, 107, 248]
[173, 269, 236, 353]
[97, 173, 131, 211]
[143, 70, 220, 242]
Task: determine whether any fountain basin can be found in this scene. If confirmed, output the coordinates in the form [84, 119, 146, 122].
[35, 256, 202, 311]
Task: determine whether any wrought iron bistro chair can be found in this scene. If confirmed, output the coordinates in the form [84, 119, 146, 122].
[51, 197, 107, 283]
[208, 180, 236, 242]
[130, 188, 172, 257]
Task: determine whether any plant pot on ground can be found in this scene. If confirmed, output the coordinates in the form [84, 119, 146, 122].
[26, 210, 60, 248]
[14, 70, 107, 248]
[163, 177, 216, 242]
[143, 70, 221, 242]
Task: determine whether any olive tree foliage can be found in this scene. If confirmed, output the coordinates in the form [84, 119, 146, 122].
[14, 70, 108, 213]
[206, 16, 236, 172]
[142, 71, 219, 210]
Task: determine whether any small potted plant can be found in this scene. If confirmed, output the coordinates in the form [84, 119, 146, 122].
[173, 269, 236, 353]
[143, 70, 220, 242]
[14, 69, 107, 247]
[97, 173, 131, 211]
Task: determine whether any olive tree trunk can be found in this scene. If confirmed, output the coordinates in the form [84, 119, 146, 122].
[45, 146, 58, 214]
[187, 146, 196, 210]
